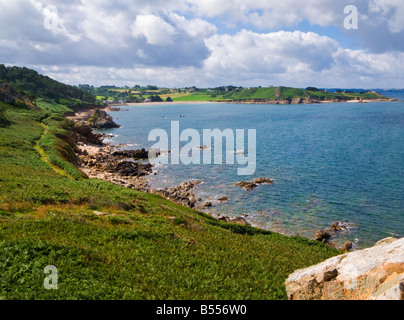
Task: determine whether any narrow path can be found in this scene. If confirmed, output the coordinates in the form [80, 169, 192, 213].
[34, 123, 73, 179]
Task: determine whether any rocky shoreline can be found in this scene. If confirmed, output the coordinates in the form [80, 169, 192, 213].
[69, 107, 254, 226]
[69, 106, 358, 246]
[67, 106, 404, 300]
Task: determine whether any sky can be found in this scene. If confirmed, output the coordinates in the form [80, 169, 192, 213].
[1, 0, 404, 88]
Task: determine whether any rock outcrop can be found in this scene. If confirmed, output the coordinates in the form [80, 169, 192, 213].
[77, 144, 154, 191]
[112, 148, 150, 159]
[235, 177, 274, 191]
[72, 123, 104, 146]
[155, 181, 202, 209]
[217, 215, 251, 226]
[88, 109, 120, 129]
[104, 161, 152, 177]
[0, 81, 35, 109]
[253, 177, 274, 185]
[313, 221, 358, 248]
[235, 181, 258, 191]
[285, 237, 404, 300]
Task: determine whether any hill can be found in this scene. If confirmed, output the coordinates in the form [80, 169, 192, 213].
[0, 66, 339, 299]
[171, 86, 395, 103]
[225, 86, 393, 103]
[0, 64, 98, 112]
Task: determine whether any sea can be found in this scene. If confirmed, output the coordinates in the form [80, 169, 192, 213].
[101, 90, 404, 249]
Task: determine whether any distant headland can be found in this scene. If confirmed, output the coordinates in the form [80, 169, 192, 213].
[78, 84, 398, 105]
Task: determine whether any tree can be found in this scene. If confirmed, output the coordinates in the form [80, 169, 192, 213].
[146, 85, 158, 91]
[306, 87, 319, 92]
[149, 95, 163, 102]
[166, 96, 173, 102]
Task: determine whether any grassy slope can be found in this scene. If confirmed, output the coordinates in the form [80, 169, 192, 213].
[172, 94, 229, 102]
[0, 101, 339, 300]
[227, 87, 383, 101]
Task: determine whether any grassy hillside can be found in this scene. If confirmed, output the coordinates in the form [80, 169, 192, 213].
[0, 94, 339, 299]
[81, 83, 390, 105]
[0, 65, 98, 111]
[140, 86, 386, 103]
[224, 86, 384, 101]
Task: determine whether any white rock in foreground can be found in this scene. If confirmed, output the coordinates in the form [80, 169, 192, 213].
[285, 237, 404, 300]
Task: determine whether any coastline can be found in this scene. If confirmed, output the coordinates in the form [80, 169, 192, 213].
[69, 105, 361, 249]
[74, 133, 252, 227]
[110, 100, 228, 107]
[109, 97, 397, 108]
[69, 108, 242, 215]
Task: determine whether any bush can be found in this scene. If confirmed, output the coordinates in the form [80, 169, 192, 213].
[149, 95, 163, 102]
[0, 104, 9, 126]
[11, 99, 29, 109]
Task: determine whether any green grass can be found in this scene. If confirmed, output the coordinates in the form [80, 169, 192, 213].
[35, 98, 73, 114]
[0, 101, 340, 300]
[172, 94, 229, 102]
[96, 96, 114, 101]
[179, 87, 387, 102]
[0, 209, 338, 300]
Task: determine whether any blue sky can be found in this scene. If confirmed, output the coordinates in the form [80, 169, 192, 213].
[0, 0, 404, 88]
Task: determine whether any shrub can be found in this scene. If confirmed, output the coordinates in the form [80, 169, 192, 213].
[0, 104, 10, 126]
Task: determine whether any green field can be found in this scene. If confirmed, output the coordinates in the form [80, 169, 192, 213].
[88, 85, 388, 105]
[224, 86, 384, 101]
[0, 99, 339, 300]
[172, 93, 229, 102]
[155, 87, 385, 103]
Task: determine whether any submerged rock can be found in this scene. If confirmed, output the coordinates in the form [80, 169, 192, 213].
[285, 237, 404, 300]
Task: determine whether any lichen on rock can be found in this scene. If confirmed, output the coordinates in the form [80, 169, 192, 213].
[285, 237, 404, 300]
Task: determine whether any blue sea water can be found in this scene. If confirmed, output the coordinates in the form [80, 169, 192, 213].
[103, 97, 404, 248]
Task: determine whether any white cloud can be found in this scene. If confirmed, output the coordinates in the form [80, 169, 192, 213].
[204, 30, 339, 75]
[132, 14, 177, 46]
[1, 0, 404, 88]
[188, 0, 344, 28]
[369, 0, 404, 32]
[168, 13, 217, 38]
